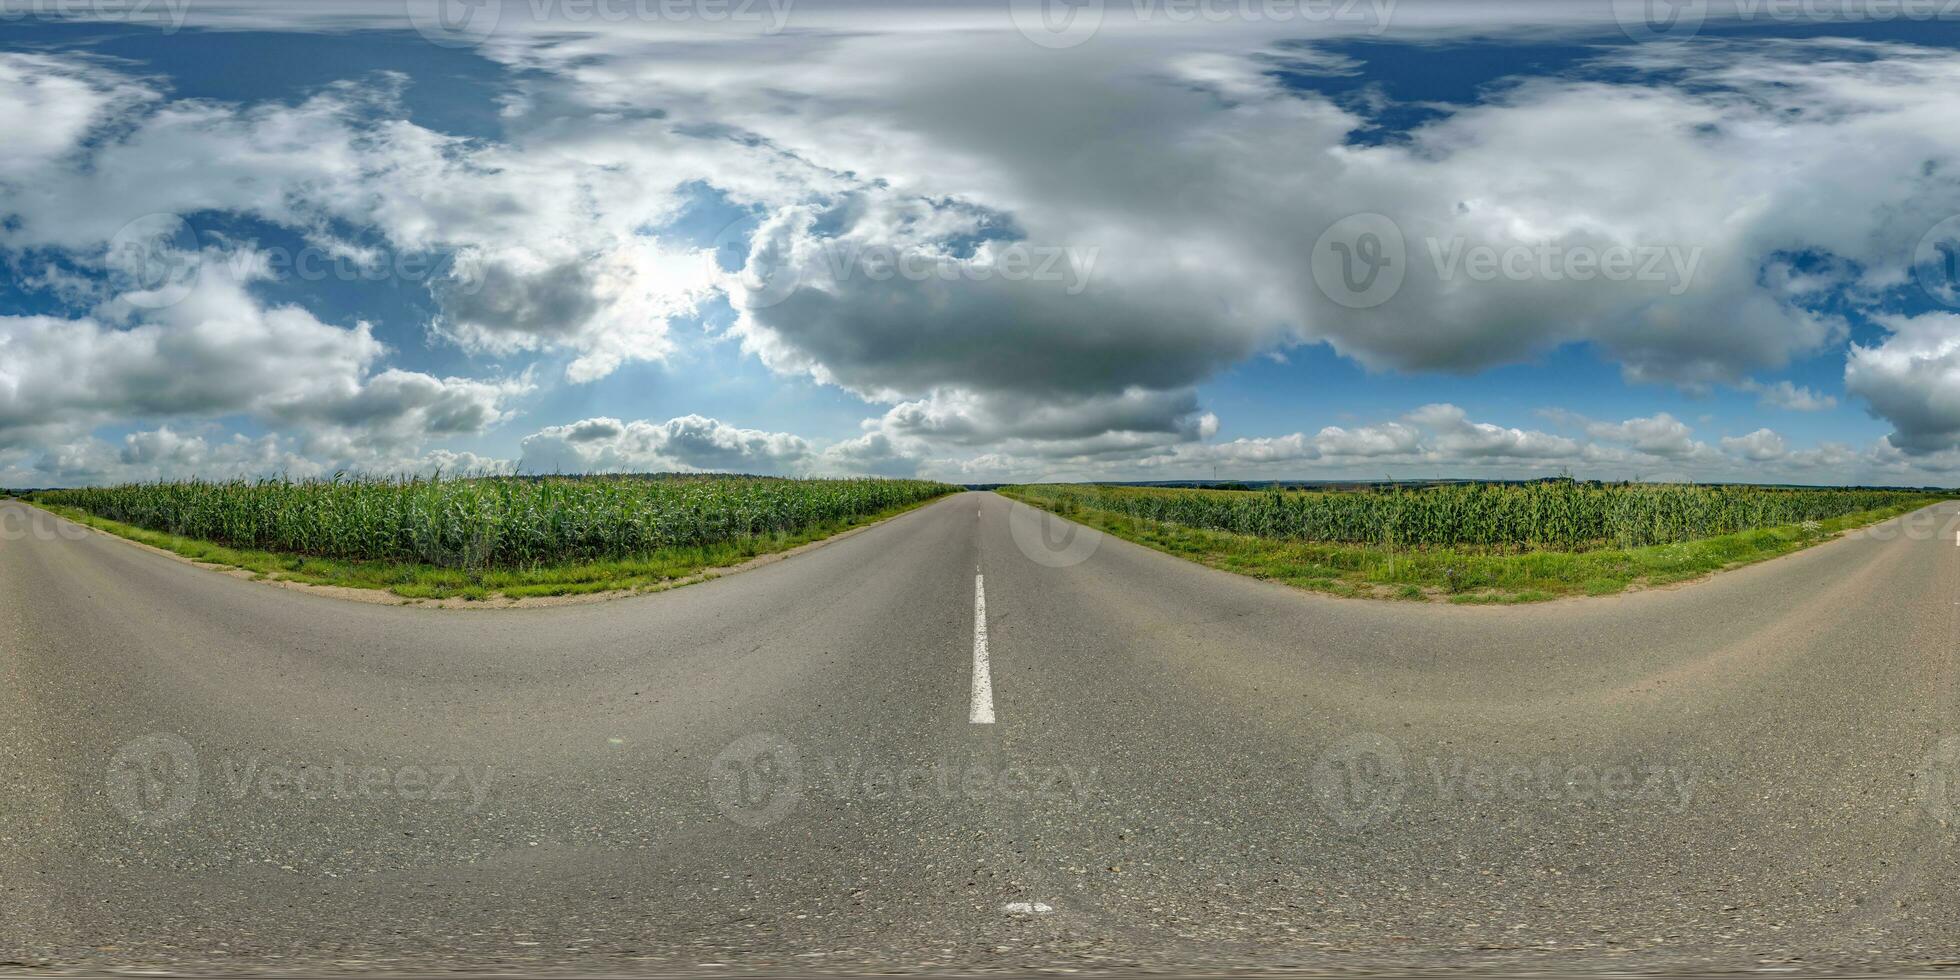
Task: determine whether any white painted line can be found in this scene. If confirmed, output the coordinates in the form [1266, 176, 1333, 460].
[1002, 901, 1053, 916]
[970, 572, 996, 725]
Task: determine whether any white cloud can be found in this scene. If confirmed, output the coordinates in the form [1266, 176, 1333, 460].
[0, 425, 516, 487]
[1742, 379, 1838, 412]
[7, 24, 1960, 485]
[1583, 413, 1709, 459]
[0, 53, 154, 173]
[1406, 403, 1581, 459]
[517, 414, 812, 474]
[0, 252, 526, 462]
[872, 388, 1216, 458]
[1309, 421, 1423, 459]
[1844, 312, 1960, 455]
[432, 240, 722, 383]
[1721, 428, 1788, 461]
[669, 34, 1960, 404]
[0, 56, 728, 384]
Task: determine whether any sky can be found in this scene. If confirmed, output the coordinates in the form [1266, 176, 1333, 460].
[3, 0, 1960, 487]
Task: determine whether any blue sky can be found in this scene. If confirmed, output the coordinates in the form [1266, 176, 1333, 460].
[3, 1, 1959, 486]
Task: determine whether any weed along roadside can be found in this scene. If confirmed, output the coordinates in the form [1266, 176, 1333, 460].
[1000, 481, 1948, 603]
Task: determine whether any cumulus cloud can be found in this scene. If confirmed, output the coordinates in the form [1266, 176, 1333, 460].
[1742, 379, 1838, 412]
[0, 52, 155, 173]
[517, 415, 812, 474]
[0, 252, 526, 465]
[872, 387, 1216, 458]
[947, 403, 1584, 482]
[432, 240, 722, 382]
[1583, 413, 1708, 459]
[1844, 313, 1960, 455]
[1309, 421, 1422, 459]
[0, 425, 514, 487]
[676, 34, 1960, 406]
[813, 430, 920, 478]
[276, 368, 530, 450]
[1406, 404, 1581, 460]
[468, 30, 1959, 468]
[0, 55, 726, 384]
[8, 21, 1960, 485]
[1721, 428, 1788, 461]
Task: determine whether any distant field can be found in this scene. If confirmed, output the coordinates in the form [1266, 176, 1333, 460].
[30, 475, 955, 600]
[1002, 482, 1946, 602]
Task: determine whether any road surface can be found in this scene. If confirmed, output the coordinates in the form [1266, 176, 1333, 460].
[4, 492, 1960, 975]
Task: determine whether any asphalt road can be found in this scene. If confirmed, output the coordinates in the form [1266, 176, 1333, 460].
[5, 492, 1960, 976]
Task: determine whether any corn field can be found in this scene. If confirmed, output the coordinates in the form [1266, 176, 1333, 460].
[37, 474, 954, 570]
[1010, 481, 1935, 552]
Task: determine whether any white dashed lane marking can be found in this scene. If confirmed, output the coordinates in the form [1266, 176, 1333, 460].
[970, 571, 995, 725]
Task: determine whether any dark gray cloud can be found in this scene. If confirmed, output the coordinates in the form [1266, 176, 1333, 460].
[433, 251, 601, 344]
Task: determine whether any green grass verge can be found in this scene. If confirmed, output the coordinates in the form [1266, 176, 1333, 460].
[28, 497, 940, 602]
[996, 489, 1935, 603]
